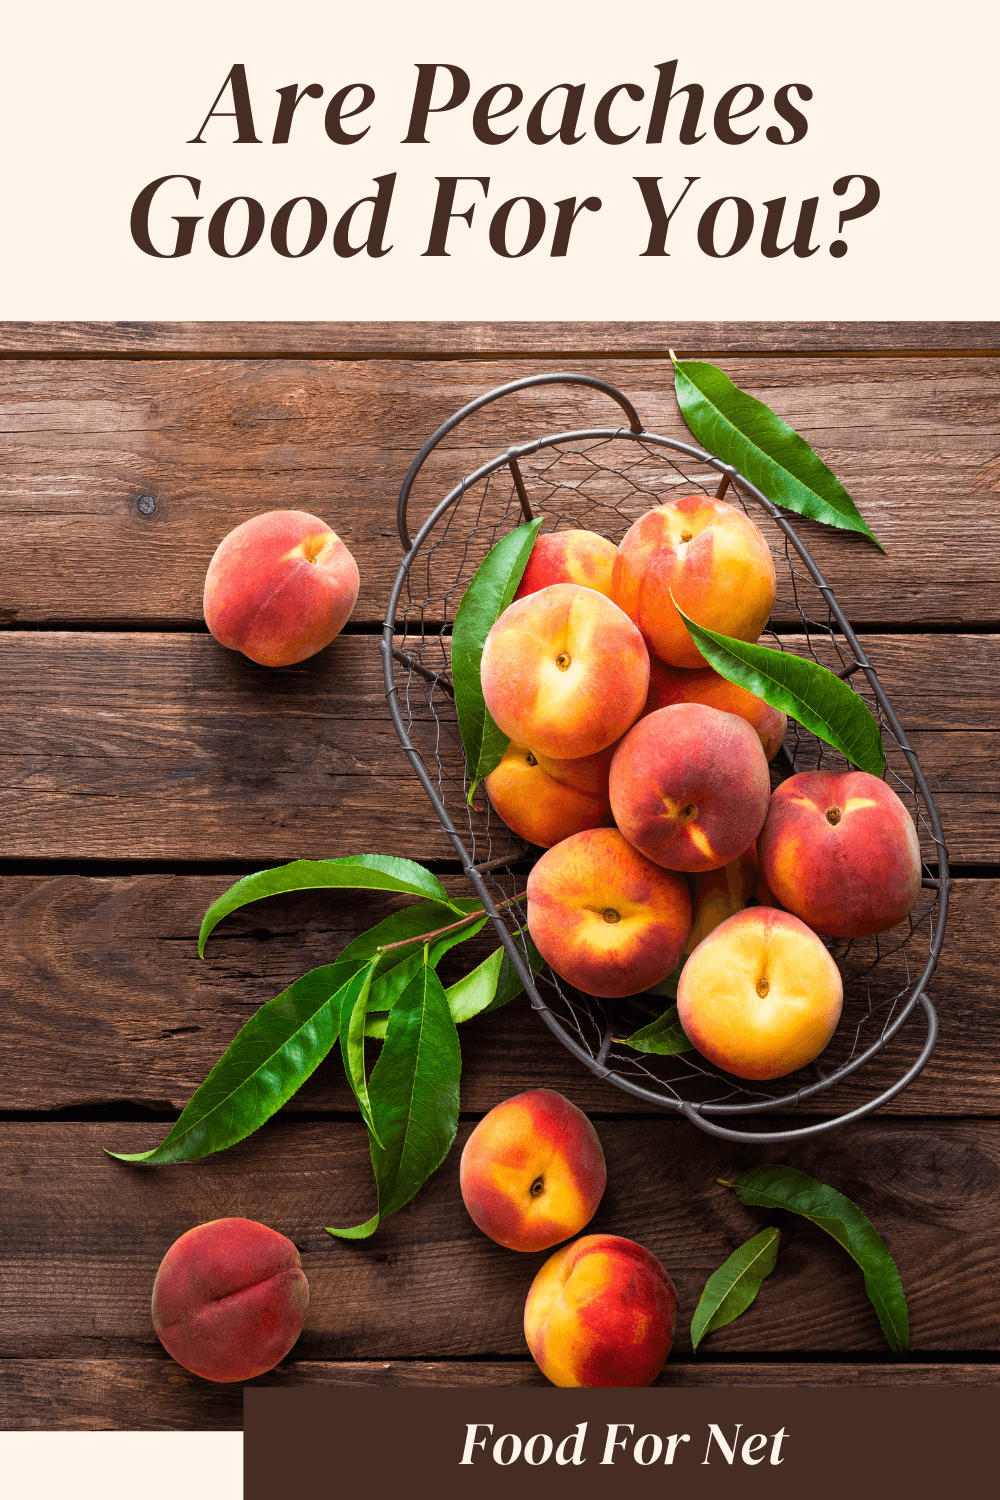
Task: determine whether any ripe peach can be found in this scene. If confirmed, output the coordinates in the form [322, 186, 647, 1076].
[757, 770, 922, 939]
[513, 529, 618, 601]
[151, 1218, 309, 1382]
[611, 495, 776, 668]
[642, 656, 787, 761]
[460, 1089, 606, 1252]
[685, 843, 777, 954]
[610, 703, 770, 873]
[203, 509, 360, 667]
[678, 907, 843, 1080]
[485, 742, 614, 848]
[526, 827, 691, 998]
[480, 583, 649, 759]
[524, 1235, 678, 1388]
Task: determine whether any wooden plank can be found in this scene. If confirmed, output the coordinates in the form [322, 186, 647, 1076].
[1, 632, 994, 862]
[0, 874, 994, 1117]
[1, 356, 998, 628]
[3, 323, 999, 358]
[2, 1121, 998, 1361]
[3, 1357, 995, 1431]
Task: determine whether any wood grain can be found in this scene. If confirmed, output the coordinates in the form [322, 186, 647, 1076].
[3, 1121, 999, 1363]
[3, 322, 999, 357]
[0, 874, 994, 1117]
[1, 631, 994, 861]
[4, 1357, 995, 1431]
[2, 356, 998, 627]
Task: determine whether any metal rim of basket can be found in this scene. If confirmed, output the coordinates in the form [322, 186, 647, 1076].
[381, 372, 948, 1143]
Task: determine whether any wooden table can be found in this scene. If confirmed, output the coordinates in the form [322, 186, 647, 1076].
[2, 322, 998, 1430]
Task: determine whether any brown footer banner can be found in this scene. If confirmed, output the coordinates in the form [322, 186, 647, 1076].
[244, 1383, 997, 1500]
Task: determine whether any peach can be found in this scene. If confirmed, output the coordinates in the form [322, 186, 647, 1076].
[757, 770, 922, 939]
[685, 843, 777, 954]
[610, 703, 770, 873]
[524, 1235, 678, 1388]
[204, 509, 360, 667]
[480, 583, 649, 759]
[642, 656, 787, 761]
[460, 1089, 606, 1252]
[678, 907, 843, 1079]
[151, 1217, 309, 1382]
[526, 827, 691, 998]
[485, 741, 614, 848]
[513, 529, 618, 601]
[611, 495, 776, 668]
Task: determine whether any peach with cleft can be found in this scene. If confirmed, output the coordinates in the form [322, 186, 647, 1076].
[677, 907, 843, 1080]
[642, 656, 788, 761]
[480, 583, 649, 759]
[757, 770, 923, 938]
[203, 509, 360, 667]
[526, 826, 691, 998]
[151, 1217, 309, 1382]
[610, 703, 770, 873]
[685, 842, 777, 955]
[524, 1234, 678, 1387]
[460, 1089, 606, 1252]
[485, 741, 614, 849]
[513, 529, 618, 601]
[611, 494, 776, 669]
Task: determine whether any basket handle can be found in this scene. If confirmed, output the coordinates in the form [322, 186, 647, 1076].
[396, 372, 645, 549]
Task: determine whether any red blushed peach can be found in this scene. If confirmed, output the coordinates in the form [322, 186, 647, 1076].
[685, 843, 777, 954]
[152, 1218, 309, 1382]
[678, 907, 843, 1080]
[611, 495, 776, 669]
[480, 583, 649, 759]
[460, 1090, 606, 1252]
[610, 703, 770, 873]
[524, 1235, 678, 1388]
[526, 827, 691, 998]
[485, 742, 614, 848]
[204, 509, 360, 667]
[758, 770, 922, 939]
[513, 529, 618, 601]
[642, 657, 787, 761]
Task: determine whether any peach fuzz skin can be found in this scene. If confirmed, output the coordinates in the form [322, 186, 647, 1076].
[758, 770, 922, 939]
[642, 656, 787, 761]
[460, 1090, 606, 1252]
[610, 703, 770, 874]
[151, 1218, 309, 1383]
[611, 495, 776, 669]
[524, 1235, 678, 1388]
[526, 827, 691, 999]
[480, 583, 649, 760]
[513, 529, 618, 601]
[685, 843, 777, 955]
[485, 741, 614, 849]
[678, 907, 843, 1081]
[203, 509, 360, 667]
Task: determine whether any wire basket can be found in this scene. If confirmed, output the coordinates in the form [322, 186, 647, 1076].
[381, 373, 948, 1142]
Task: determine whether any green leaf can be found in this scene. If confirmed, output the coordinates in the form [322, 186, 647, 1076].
[327, 962, 462, 1239]
[106, 961, 366, 1165]
[340, 958, 384, 1146]
[728, 1165, 909, 1353]
[451, 517, 543, 801]
[676, 604, 885, 777]
[444, 947, 504, 1024]
[672, 357, 883, 550]
[617, 1003, 694, 1055]
[691, 1227, 781, 1352]
[645, 956, 686, 1000]
[364, 930, 544, 1038]
[198, 856, 462, 956]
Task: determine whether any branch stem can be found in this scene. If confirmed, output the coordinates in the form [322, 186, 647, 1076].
[376, 892, 527, 955]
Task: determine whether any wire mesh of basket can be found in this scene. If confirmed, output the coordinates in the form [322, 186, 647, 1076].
[381, 373, 949, 1142]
